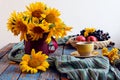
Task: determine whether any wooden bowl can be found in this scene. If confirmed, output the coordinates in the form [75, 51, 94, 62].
[66, 37, 111, 49]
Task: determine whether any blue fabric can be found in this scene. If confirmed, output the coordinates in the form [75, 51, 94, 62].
[8, 41, 24, 62]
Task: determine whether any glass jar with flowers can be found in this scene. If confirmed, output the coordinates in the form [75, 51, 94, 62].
[7, 2, 72, 55]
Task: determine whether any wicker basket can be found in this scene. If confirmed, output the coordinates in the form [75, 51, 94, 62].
[66, 37, 111, 49]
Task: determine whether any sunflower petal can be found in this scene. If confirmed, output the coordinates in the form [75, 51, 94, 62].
[36, 66, 46, 71]
[41, 61, 49, 68]
[31, 49, 36, 58]
[22, 54, 30, 61]
[26, 67, 31, 72]
[41, 14, 46, 18]
[20, 61, 28, 65]
[33, 68, 38, 74]
[30, 68, 38, 74]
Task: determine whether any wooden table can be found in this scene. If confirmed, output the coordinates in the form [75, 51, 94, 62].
[0, 43, 76, 80]
[0, 43, 106, 80]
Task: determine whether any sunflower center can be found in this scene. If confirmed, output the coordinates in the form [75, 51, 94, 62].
[17, 21, 27, 32]
[28, 59, 41, 68]
[32, 10, 43, 18]
[45, 14, 55, 23]
[33, 26, 44, 33]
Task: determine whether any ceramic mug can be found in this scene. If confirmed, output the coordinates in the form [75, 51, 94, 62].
[76, 42, 94, 56]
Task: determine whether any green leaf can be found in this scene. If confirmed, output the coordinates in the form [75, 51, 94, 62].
[49, 24, 55, 29]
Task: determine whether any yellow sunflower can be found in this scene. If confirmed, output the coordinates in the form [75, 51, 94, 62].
[7, 11, 28, 41]
[44, 8, 61, 23]
[84, 27, 96, 37]
[60, 24, 72, 37]
[7, 1, 72, 43]
[54, 22, 72, 37]
[20, 49, 49, 74]
[102, 47, 109, 56]
[27, 20, 50, 41]
[102, 48, 120, 63]
[7, 11, 21, 35]
[45, 28, 54, 43]
[26, 2, 46, 18]
[45, 22, 72, 43]
[84, 31, 89, 37]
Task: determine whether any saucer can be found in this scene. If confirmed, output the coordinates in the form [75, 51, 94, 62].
[70, 51, 100, 58]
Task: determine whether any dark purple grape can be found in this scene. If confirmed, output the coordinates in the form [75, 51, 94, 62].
[100, 30, 103, 34]
[88, 33, 93, 36]
[106, 32, 109, 36]
[97, 29, 101, 32]
[106, 38, 109, 40]
[98, 31, 102, 35]
[107, 36, 111, 39]
[110, 42, 115, 46]
[77, 34, 79, 36]
[99, 36, 104, 41]
[80, 30, 85, 35]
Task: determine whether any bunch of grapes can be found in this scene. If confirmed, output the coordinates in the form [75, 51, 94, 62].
[80, 29, 111, 41]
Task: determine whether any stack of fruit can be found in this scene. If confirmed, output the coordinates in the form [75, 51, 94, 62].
[66, 27, 114, 49]
[79, 28, 110, 41]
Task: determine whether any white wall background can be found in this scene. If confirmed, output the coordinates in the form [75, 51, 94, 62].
[0, 0, 120, 48]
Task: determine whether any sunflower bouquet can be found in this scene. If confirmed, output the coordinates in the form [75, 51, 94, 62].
[7, 2, 72, 43]
[7, 2, 72, 74]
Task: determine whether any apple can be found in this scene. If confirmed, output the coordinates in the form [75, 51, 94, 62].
[87, 36, 98, 42]
[76, 35, 86, 41]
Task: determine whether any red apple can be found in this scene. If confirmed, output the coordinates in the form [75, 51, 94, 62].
[87, 36, 98, 42]
[76, 35, 86, 41]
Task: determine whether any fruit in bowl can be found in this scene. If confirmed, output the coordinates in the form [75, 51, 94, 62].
[76, 35, 86, 41]
[87, 36, 98, 42]
[66, 28, 114, 49]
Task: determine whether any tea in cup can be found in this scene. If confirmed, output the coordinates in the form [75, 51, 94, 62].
[76, 42, 94, 56]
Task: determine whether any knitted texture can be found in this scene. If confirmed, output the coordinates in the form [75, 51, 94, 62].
[48, 55, 120, 80]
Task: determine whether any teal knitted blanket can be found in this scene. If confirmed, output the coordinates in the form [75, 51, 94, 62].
[48, 55, 120, 80]
[8, 41, 120, 80]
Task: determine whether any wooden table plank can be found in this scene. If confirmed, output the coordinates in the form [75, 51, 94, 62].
[0, 54, 10, 75]
[0, 43, 15, 58]
[18, 72, 40, 80]
[0, 45, 17, 75]
[0, 64, 21, 80]
[0, 54, 9, 62]
[63, 46, 76, 55]
[0, 62, 9, 75]
[18, 69, 60, 80]
[40, 69, 60, 80]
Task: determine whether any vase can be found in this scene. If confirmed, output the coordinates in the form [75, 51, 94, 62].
[24, 33, 58, 55]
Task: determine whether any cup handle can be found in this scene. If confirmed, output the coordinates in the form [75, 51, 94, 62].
[49, 37, 58, 53]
